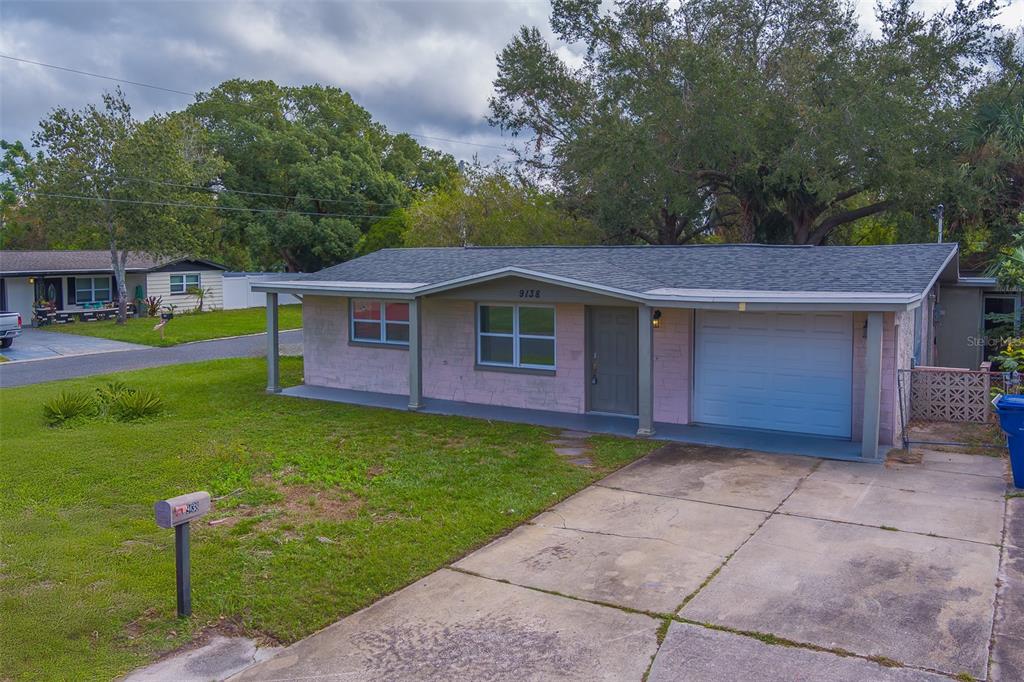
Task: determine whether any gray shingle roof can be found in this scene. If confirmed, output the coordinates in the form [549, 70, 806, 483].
[290, 243, 958, 297]
[0, 250, 226, 276]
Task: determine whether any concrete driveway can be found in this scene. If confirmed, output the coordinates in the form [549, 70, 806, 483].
[232, 443, 1017, 682]
[0, 327, 147, 362]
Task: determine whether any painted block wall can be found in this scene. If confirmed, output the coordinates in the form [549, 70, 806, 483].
[653, 307, 691, 424]
[893, 308, 916, 446]
[421, 299, 587, 413]
[852, 312, 897, 446]
[302, 296, 409, 395]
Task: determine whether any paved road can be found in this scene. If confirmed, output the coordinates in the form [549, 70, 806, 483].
[0, 330, 302, 387]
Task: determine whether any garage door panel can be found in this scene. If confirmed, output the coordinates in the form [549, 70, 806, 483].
[694, 311, 853, 438]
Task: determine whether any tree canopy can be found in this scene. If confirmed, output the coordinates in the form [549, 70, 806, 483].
[186, 80, 458, 271]
[490, 0, 1007, 246]
[3, 89, 220, 322]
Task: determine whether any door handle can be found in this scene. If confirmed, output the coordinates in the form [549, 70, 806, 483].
[591, 352, 598, 385]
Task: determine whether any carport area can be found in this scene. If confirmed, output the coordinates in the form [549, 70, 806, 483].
[233, 440, 1018, 682]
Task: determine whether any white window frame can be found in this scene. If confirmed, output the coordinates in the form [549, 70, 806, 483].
[477, 303, 556, 370]
[170, 273, 201, 295]
[349, 299, 410, 346]
[75, 276, 112, 304]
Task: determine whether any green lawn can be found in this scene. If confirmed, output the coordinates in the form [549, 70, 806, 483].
[0, 358, 658, 680]
[44, 304, 303, 347]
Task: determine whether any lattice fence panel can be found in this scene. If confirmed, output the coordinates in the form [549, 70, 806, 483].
[908, 369, 991, 423]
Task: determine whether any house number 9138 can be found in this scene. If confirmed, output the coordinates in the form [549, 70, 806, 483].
[519, 289, 541, 299]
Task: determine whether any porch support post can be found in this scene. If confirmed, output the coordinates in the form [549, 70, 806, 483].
[408, 297, 422, 410]
[861, 311, 883, 459]
[266, 292, 280, 393]
[637, 304, 655, 437]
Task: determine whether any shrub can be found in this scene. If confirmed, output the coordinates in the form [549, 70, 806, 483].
[109, 390, 164, 422]
[42, 391, 98, 426]
[95, 380, 134, 405]
[144, 296, 163, 317]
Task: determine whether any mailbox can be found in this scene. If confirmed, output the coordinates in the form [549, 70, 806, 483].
[154, 491, 211, 617]
[154, 491, 211, 529]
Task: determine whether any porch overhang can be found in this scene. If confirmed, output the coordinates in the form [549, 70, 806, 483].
[252, 266, 929, 312]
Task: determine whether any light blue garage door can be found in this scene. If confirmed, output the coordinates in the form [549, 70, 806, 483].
[693, 310, 854, 438]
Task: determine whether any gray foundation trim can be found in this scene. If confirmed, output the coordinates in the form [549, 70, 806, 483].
[278, 384, 871, 462]
[266, 292, 280, 393]
[861, 311, 883, 459]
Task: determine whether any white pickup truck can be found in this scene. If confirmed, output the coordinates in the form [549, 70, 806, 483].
[0, 311, 22, 349]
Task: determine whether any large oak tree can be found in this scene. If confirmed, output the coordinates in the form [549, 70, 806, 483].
[490, 0, 1002, 245]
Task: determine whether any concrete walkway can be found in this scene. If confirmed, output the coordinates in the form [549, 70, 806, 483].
[0, 329, 302, 387]
[230, 442, 1017, 681]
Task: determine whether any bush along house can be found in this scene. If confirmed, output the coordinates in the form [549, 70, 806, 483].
[255, 243, 962, 461]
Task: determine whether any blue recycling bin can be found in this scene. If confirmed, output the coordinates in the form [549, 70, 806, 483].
[994, 394, 1024, 488]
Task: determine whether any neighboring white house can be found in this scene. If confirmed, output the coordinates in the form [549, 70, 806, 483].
[0, 250, 228, 324]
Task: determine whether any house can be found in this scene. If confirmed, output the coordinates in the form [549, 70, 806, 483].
[0, 250, 227, 324]
[254, 243, 960, 461]
[934, 273, 1021, 369]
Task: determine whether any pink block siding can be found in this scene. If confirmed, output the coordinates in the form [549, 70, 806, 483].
[654, 308, 692, 424]
[302, 296, 409, 395]
[852, 312, 897, 445]
[421, 299, 587, 413]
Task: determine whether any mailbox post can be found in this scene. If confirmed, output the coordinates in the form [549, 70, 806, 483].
[154, 491, 211, 618]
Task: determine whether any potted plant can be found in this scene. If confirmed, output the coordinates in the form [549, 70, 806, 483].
[144, 296, 163, 318]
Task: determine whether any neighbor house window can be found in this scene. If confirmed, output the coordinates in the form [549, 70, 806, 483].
[76, 276, 111, 304]
[350, 299, 410, 345]
[478, 304, 555, 369]
[170, 273, 201, 294]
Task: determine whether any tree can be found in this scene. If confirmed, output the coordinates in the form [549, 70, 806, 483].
[490, 0, 1002, 245]
[10, 89, 220, 323]
[188, 80, 458, 271]
[403, 165, 602, 247]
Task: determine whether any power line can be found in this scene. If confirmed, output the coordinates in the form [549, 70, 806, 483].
[115, 175, 405, 209]
[31, 192, 391, 220]
[0, 55, 195, 97]
[2, 53, 513, 154]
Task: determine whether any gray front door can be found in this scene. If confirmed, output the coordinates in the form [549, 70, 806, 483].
[587, 306, 638, 415]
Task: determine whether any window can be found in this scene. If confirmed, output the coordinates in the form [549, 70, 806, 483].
[170, 273, 201, 295]
[75, 277, 111, 304]
[478, 304, 555, 370]
[350, 299, 410, 345]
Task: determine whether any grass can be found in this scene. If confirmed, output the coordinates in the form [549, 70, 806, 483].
[42, 304, 302, 347]
[0, 357, 658, 680]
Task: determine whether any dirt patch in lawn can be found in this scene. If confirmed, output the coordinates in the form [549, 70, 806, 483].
[906, 420, 1006, 456]
[208, 476, 363, 533]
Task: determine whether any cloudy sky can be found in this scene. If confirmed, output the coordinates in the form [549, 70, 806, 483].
[2, 0, 1023, 165]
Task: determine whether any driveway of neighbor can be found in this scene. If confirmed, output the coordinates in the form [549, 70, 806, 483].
[232, 442, 1016, 682]
[0, 329, 302, 387]
[0, 327, 147, 362]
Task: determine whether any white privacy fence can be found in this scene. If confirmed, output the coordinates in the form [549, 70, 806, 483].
[222, 273, 300, 310]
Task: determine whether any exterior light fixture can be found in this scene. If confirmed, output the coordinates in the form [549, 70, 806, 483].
[652, 309, 662, 328]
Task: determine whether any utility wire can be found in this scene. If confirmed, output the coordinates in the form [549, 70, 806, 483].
[115, 175, 405, 208]
[0, 55, 196, 97]
[32, 192, 391, 220]
[1, 53, 512, 153]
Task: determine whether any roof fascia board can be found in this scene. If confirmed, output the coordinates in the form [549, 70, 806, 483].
[415, 267, 647, 302]
[922, 245, 960, 295]
[250, 281, 419, 299]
